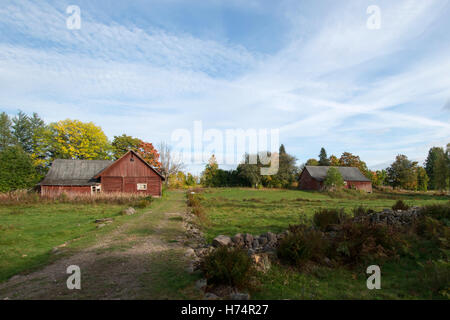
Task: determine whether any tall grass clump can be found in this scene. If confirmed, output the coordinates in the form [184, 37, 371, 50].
[200, 246, 255, 289]
[277, 226, 330, 267]
[392, 199, 410, 211]
[186, 190, 208, 222]
[0, 190, 154, 206]
[313, 208, 347, 231]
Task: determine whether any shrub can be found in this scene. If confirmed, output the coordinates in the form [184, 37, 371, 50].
[392, 200, 409, 211]
[313, 208, 347, 231]
[332, 220, 402, 265]
[323, 167, 344, 190]
[417, 259, 450, 299]
[416, 216, 449, 248]
[277, 226, 330, 266]
[200, 246, 255, 289]
[135, 197, 152, 208]
[352, 205, 374, 217]
[420, 203, 450, 226]
[186, 192, 204, 207]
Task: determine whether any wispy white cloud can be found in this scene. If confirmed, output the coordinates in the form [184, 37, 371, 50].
[0, 0, 449, 172]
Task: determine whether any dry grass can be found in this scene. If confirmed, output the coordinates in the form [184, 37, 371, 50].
[0, 189, 152, 206]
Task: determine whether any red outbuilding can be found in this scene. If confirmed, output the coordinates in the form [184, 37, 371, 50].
[298, 166, 372, 192]
[39, 150, 164, 197]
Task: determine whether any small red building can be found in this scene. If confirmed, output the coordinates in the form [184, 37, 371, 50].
[39, 150, 164, 197]
[298, 166, 372, 192]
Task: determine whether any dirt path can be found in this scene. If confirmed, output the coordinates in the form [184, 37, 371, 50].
[0, 192, 201, 300]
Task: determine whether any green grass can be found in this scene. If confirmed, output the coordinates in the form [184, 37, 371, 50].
[201, 188, 449, 242]
[199, 188, 450, 300]
[0, 202, 147, 283]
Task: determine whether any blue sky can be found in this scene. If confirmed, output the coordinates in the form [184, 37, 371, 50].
[0, 0, 449, 173]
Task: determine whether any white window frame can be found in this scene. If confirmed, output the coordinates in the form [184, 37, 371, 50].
[137, 183, 147, 191]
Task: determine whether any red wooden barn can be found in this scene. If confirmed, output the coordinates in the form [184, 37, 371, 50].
[298, 166, 372, 192]
[39, 150, 164, 197]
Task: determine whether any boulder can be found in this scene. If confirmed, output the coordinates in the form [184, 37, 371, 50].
[251, 253, 271, 273]
[213, 235, 232, 247]
[122, 207, 136, 216]
[258, 236, 268, 246]
[232, 233, 244, 245]
[230, 292, 250, 300]
[244, 233, 254, 244]
[252, 239, 259, 249]
[266, 232, 277, 242]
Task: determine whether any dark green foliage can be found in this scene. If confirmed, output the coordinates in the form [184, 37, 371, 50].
[318, 147, 330, 166]
[416, 216, 449, 248]
[332, 220, 402, 264]
[135, 197, 152, 208]
[0, 145, 38, 192]
[392, 200, 410, 211]
[323, 167, 344, 190]
[417, 259, 450, 299]
[420, 203, 450, 225]
[0, 112, 14, 151]
[277, 226, 330, 266]
[425, 147, 447, 190]
[111, 134, 141, 160]
[387, 154, 418, 190]
[352, 205, 374, 217]
[200, 246, 255, 289]
[313, 208, 347, 231]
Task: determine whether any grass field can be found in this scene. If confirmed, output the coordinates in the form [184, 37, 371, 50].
[0, 202, 147, 282]
[199, 188, 450, 300]
[200, 188, 449, 241]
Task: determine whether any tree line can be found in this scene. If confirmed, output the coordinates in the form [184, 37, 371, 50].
[200, 145, 450, 191]
[0, 111, 182, 192]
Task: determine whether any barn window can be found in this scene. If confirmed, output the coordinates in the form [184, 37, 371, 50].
[137, 183, 147, 191]
[91, 185, 101, 194]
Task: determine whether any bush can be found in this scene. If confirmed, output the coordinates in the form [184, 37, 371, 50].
[323, 167, 344, 190]
[277, 226, 330, 266]
[135, 197, 152, 208]
[352, 205, 374, 217]
[392, 200, 409, 211]
[416, 216, 449, 248]
[417, 259, 450, 299]
[200, 246, 255, 289]
[313, 208, 347, 231]
[420, 203, 450, 226]
[332, 220, 402, 265]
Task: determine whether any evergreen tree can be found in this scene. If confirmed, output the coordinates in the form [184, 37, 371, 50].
[318, 147, 330, 166]
[434, 152, 449, 191]
[424, 147, 445, 189]
[0, 112, 14, 151]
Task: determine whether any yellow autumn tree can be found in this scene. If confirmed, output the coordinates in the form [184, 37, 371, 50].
[49, 119, 111, 160]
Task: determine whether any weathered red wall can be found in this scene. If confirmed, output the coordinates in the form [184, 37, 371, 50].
[345, 181, 372, 193]
[298, 169, 372, 193]
[41, 185, 92, 196]
[298, 169, 323, 190]
[100, 152, 162, 196]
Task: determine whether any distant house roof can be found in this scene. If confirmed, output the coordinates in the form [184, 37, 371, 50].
[304, 166, 371, 182]
[39, 159, 113, 186]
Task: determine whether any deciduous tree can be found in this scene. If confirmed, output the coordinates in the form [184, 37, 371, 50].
[49, 119, 111, 160]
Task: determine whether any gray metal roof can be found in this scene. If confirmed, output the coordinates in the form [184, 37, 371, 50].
[304, 166, 371, 182]
[39, 159, 113, 186]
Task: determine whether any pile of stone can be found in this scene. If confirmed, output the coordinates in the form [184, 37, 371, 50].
[212, 231, 287, 254]
[353, 206, 422, 226]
